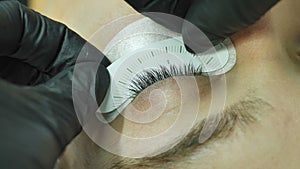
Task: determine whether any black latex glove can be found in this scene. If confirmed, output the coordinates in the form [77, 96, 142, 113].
[0, 1, 110, 169]
[125, 0, 280, 53]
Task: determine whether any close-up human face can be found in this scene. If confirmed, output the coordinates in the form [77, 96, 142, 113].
[52, 0, 300, 168]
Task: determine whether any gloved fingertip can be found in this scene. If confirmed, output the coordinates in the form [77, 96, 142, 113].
[207, 33, 226, 47]
[100, 54, 111, 68]
[182, 23, 226, 53]
[184, 44, 196, 54]
[182, 21, 214, 54]
[182, 33, 212, 54]
[95, 65, 110, 106]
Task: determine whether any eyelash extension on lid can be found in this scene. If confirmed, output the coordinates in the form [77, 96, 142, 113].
[129, 64, 203, 97]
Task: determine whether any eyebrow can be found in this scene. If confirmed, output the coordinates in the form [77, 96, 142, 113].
[111, 96, 272, 168]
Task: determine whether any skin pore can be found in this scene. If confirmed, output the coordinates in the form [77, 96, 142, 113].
[33, 0, 300, 168]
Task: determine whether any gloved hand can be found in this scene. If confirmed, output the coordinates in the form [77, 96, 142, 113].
[125, 0, 280, 53]
[0, 1, 110, 169]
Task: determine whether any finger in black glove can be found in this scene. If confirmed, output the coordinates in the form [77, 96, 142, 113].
[0, 1, 110, 169]
[125, 0, 280, 52]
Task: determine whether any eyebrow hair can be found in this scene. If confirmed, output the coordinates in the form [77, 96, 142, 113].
[110, 96, 273, 169]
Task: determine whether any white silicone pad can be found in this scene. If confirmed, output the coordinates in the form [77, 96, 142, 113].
[97, 37, 236, 123]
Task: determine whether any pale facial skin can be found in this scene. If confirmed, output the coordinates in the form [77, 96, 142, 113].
[43, 0, 300, 168]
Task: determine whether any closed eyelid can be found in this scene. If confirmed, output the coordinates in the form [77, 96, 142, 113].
[112, 75, 212, 140]
[110, 75, 210, 153]
[128, 64, 203, 98]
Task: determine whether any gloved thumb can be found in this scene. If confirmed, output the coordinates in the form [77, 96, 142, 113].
[182, 0, 279, 53]
[181, 20, 224, 54]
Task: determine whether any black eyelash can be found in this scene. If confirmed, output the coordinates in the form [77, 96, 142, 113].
[128, 64, 203, 97]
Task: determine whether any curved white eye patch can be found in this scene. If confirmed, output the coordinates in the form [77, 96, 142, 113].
[96, 36, 236, 123]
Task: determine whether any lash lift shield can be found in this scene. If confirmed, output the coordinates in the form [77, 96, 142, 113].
[96, 34, 236, 123]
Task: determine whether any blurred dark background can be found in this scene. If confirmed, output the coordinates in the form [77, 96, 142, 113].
[0, 0, 28, 5]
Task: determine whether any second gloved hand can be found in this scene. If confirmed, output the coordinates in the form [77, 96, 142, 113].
[125, 0, 280, 53]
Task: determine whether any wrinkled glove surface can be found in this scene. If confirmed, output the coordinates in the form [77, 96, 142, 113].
[0, 1, 110, 169]
[125, 0, 279, 52]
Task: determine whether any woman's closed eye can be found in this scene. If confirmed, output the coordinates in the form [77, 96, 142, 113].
[128, 63, 203, 98]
